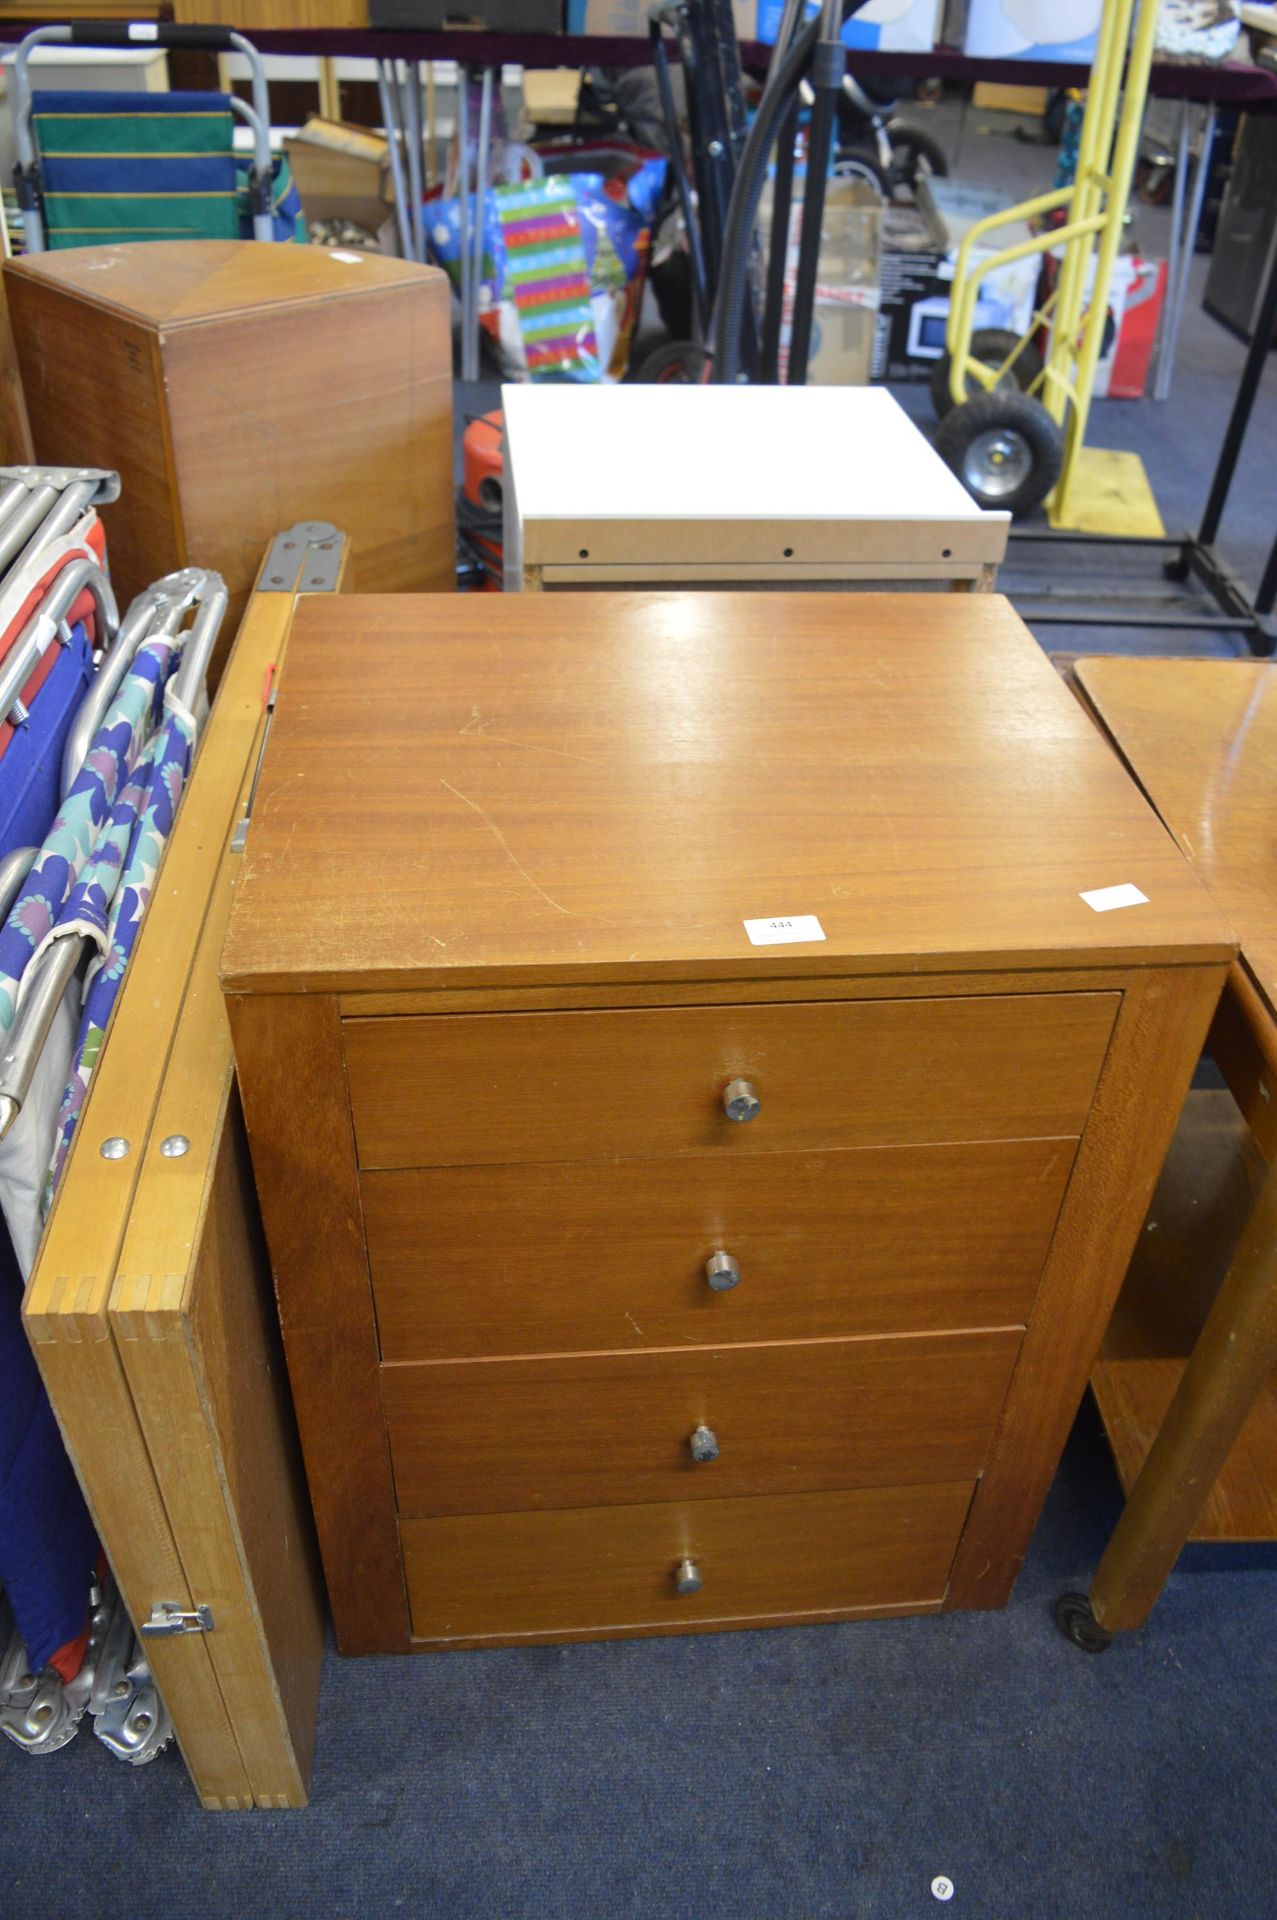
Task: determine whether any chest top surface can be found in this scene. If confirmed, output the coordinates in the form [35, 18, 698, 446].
[1076, 655, 1276, 1013]
[221, 593, 1231, 997]
[501, 384, 1004, 531]
[5, 240, 439, 329]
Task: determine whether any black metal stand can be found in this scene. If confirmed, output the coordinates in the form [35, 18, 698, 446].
[1007, 225, 1277, 656]
[650, 0, 759, 373]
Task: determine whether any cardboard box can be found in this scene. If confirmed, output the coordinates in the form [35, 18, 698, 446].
[760, 175, 882, 386]
[871, 182, 1039, 381]
[284, 117, 392, 232]
[972, 81, 1049, 114]
[962, 0, 1101, 63]
[523, 68, 582, 124]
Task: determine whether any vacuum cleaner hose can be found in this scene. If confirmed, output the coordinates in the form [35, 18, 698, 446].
[711, 0, 871, 385]
[711, 11, 821, 383]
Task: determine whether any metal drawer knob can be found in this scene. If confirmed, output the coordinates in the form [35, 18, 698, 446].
[705, 1250, 741, 1292]
[674, 1557, 703, 1596]
[689, 1424, 720, 1464]
[722, 1077, 760, 1123]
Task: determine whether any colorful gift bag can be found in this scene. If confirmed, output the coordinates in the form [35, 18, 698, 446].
[495, 178, 600, 382]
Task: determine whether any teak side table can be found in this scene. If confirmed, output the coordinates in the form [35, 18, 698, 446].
[222, 592, 1230, 1657]
[501, 385, 1010, 593]
[1063, 656, 1277, 1649]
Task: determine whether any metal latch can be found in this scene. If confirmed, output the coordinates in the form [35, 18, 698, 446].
[139, 1602, 215, 1639]
[230, 685, 277, 854]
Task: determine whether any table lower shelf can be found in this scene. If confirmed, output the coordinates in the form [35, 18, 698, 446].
[1091, 1087, 1277, 1544]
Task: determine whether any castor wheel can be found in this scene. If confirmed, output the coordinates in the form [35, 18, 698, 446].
[1054, 1590, 1114, 1654]
[1163, 554, 1191, 583]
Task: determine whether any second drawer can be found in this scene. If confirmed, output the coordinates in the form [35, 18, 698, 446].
[364, 1138, 1076, 1361]
[382, 1327, 1022, 1517]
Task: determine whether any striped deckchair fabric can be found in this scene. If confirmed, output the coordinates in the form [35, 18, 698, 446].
[33, 90, 240, 246]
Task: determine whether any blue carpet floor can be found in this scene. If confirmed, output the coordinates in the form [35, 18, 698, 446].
[4, 1403, 1276, 1919]
[3, 97, 1277, 1920]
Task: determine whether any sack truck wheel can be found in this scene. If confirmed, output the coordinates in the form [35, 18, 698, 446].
[930, 327, 1046, 421]
[885, 122, 949, 188]
[932, 388, 1064, 519]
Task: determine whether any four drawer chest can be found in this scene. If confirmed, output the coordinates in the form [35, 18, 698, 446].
[222, 591, 1232, 1656]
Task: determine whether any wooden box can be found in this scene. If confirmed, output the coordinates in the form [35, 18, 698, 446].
[222, 590, 1231, 1658]
[5, 242, 454, 651]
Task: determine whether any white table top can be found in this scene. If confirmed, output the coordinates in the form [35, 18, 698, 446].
[502, 383, 1000, 528]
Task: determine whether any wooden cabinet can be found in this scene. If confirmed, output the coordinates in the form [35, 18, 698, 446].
[223, 590, 1232, 1655]
[4, 243, 453, 658]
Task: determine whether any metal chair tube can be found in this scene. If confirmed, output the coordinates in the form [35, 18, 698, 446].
[4, 479, 99, 586]
[0, 935, 87, 1140]
[377, 62, 415, 263]
[0, 558, 116, 733]
[0, 485, 61, 576]
[170, 572, 229, 715]
[0, 850, 37, 925]
[59, 571, 203, 798]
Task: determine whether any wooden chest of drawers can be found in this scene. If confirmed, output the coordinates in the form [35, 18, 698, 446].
[222, 591, 1232, 1656]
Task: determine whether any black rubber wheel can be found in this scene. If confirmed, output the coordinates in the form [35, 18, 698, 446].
[933, 389, 1064, 519]
[1054, 1591, 1114, 1655]
[886, 121, 949, 188]
[831, 147, 890, 200]
[931, 328, 1045, 421]
[1163, 553, 1191, 583]
[633, 340, 710, 385]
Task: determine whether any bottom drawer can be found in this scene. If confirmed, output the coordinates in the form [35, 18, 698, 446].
[402, 1481, 975, 1648]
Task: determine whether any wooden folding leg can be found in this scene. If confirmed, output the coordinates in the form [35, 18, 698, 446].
[1089, 1152, 1277, 1633]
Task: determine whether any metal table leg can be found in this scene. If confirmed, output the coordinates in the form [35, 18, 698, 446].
[1153, 101, 1215, 403]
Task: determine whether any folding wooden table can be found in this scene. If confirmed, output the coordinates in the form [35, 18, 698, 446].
[1063, 655, 1277, 1648]
[24, 526, 341, 1801]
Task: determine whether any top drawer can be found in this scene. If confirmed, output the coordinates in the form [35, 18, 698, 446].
[344, 991, 1117, 1171]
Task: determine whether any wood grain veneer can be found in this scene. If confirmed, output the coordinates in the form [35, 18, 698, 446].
[363, 1136, 1076, 1361]
[343, 994, 1116, 1171]
[382, 1329, 1022, 1517]
[403, 1481, 976, 1647]
[6, 244, 454, 655]
[225, 593, 1232, 1652]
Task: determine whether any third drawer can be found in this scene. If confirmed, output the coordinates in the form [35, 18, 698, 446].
[363, 1137, 1077, 1361]
[381, 1327, 1022, 1518]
